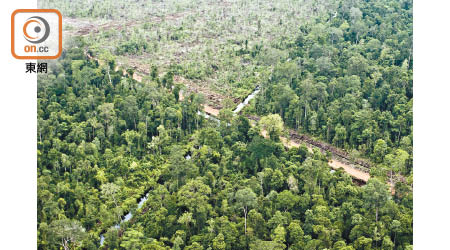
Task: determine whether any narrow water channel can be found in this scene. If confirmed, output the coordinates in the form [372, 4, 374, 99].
[100, 192, 150, 246]
[196, 86, 260, 124]
[99, 86, 260, 246]
[233, 86, 260, 114]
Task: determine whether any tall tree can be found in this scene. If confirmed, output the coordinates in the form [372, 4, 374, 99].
[235, 188, 257, 235]
[49, 219, 86, 250]
[363, 178, 390, 223]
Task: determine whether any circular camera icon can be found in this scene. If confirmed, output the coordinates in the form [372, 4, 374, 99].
[23, 16, 50, 44]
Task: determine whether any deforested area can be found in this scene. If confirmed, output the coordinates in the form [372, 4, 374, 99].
[37, 0, 413, 249]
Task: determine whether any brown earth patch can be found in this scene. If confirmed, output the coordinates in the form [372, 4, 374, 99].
[260, 128, 371, 183]
[174, 75, 238, 110]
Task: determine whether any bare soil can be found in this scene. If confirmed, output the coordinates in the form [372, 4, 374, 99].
[261, 130, 369, 182]
[328, 160, 370, 182]
[288, 131, 371, 169]
[174, 75, 239, 110]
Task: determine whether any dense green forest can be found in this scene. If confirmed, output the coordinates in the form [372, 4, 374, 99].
[38, 0, 412, 249]
[251, 0, 413, 172]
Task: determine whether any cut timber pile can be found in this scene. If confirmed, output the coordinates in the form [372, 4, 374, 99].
[261, 130, 370, 183]
[247, 115, 371, 175]
[174, 76, 240, 110]
[288, 130, 371, 169]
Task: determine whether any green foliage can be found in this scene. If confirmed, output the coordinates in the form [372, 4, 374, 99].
[253, 0, 413, 164]
[48, 219, 86, 247]
[259, 114, 285, 141]
[38, 0, 412, 249]
[363, 178, 390, 222]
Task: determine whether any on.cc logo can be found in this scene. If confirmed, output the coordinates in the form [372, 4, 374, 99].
[11, 9, 62, 59]
[23, 16, 50, 44]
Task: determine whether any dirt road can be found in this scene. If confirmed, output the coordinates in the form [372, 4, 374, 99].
[328, 160, 370, 182]
[261, 130, 370, 182]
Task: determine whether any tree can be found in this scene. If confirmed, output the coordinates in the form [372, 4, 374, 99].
[381, 236, 394, 250]
[329, 27, 343, 45]
[249, 137, 276, 171]
[49, 219, 86, 250]
[143, 240, 170, 249]
[349, 7, 362, 24]
[259, 114, 284, 141]
[37, 3, 414, 249]
[271, 225, 287, 248]
[196, 127, 223, 150]
[250, 240, 285, 250]
[177, 179, 212, 226]
[268, 211, 288, 231]
[121, 229, 145, 250]
[124, 95, 139, 128]
[99, 51, 116, 85]
[235, 188, 257, 235]
[232, 116, 251, 142]
[317, 56, 333, 76]
[123, 130, 139, 155]
[272, 84, 297, 118]
[372, 139, 388, 163]
[148, 125, 170, 155]
[384, 149, 409, 183]
[248, 209, 266, 239]
[101, 183, 120, 207]
[287, 175, 299, 193]
[71, 60, 84, 85]
[333, 124, 347, 147]
[333, 240, 350, 250]
[168, 145, 190, 188]
[219, 108, 234, 126]
[287, 221, 304, 250]
[173, 236, 184, 250]
[178, 211, 195, 234]
[213, 233, 226, 250]
[354, 236, 372, 250]
[348, 55, 368, 78]
[97, 103, 115, 134]
[150, 65, 158, 80]
[185, 242, 204, 250]
[390, 220, 401, 247]
[104, 227, 120, 249]
[277, 190, 299, 212]
[173, 84, 182, 102]
[363, 178, 390, 223]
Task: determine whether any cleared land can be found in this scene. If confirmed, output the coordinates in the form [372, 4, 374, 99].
[47, 0, 336, 101]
